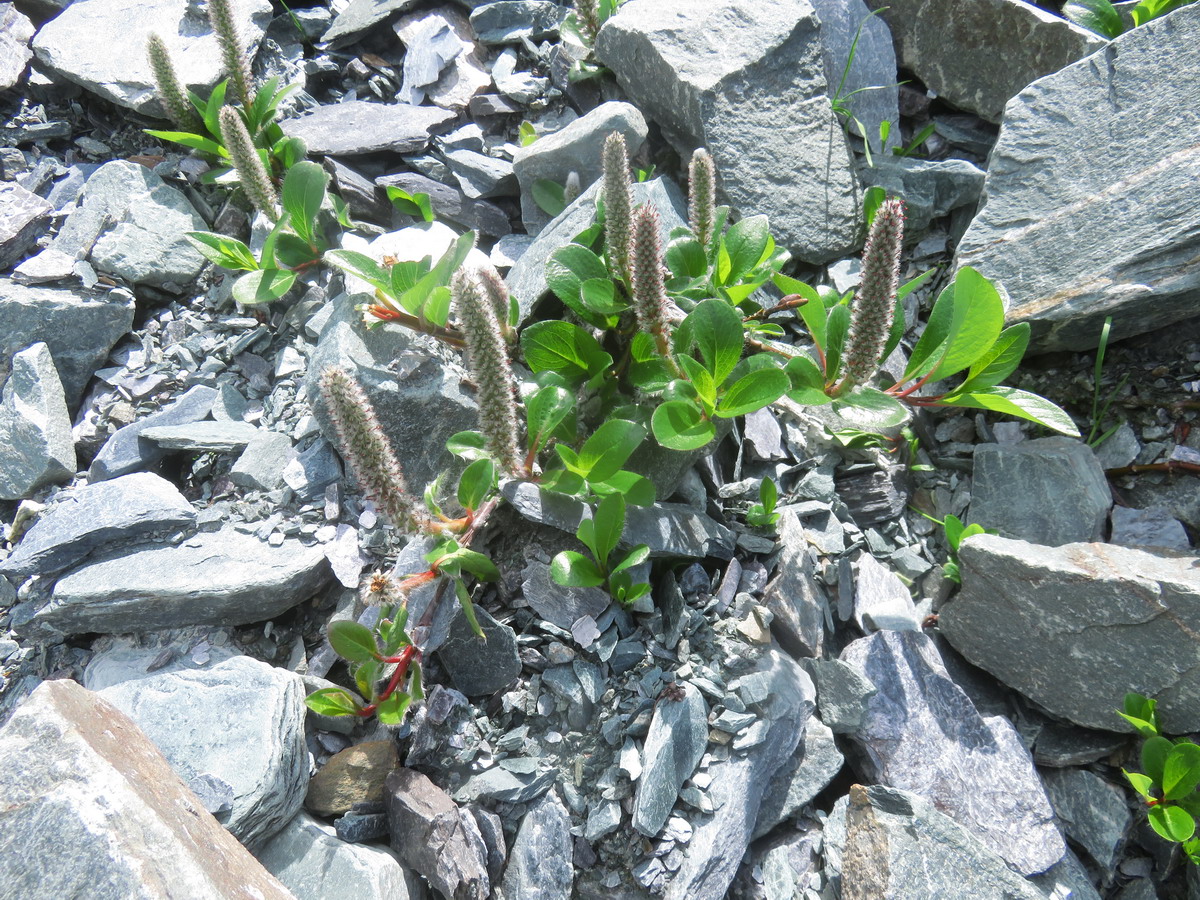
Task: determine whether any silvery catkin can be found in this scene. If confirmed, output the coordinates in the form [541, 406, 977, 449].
[839, 198, 906, 392]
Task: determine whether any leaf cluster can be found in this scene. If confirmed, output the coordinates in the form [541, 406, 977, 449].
[1064, 0, 1195, 37]
[551, 494, 651, 605]
[745, 477, 780, 530]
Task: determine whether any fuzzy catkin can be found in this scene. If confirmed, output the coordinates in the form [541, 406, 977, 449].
[207, 0, 255, 109]
[688, 148, 716, 254]
[147, 34, 203, 132]
[218, 106, 278, 220]
[631, 206, 675, 366]
[574, 0, 601, 45]
[840, 197, 907, 390]
[476, 265, 514, 343]
[454, 269, 524, 477]
[602, 132, 634, 286]
[320, 366, 428, 532]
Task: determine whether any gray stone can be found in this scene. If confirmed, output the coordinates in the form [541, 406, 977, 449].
[1041, 767, 1130, 872]
[810, 658, 876, 734]
[506, 175, 687, 323]
[762, 509, 828, 658]
[823, 784, 1048, 900]
[0, 181, 51, 269]
[396, 13, 467, 105]
[322, 0, 419, 46]
[941, 534, 1200, 733]
[520, 558, 609, 631]
[1031, 848, 1104, 900]
[282, 437, 343, 501]
[230, 430, 295, 491]
[665, 648, 816, 900]
[0, 472, 195, 578]
[955, 7, 1200, 351]
[336, 812, 391, 844]
[0, 343, 75, 500]
[1033, 722, 1128, 768]
[1110, 505, 1191, 552]
[753, 717, 843, 838]
[375, 172, 511, 236]
[858, 156, 985, 236]
[83, 636, 240, 692]
[0, 279, 134, 410]
[281, 101, 456, 156]
[437, 603, 520, 698]
[394, 8, 490, 110]
[0, 680, 295, 900]
[29, 525, 329, 636]
[31, 0, 273, 113]
[596, 0, 860, 264]
[969, 438, 1111, 546]
[632, 682, 708, 837]
[839, 630, 1064, 875]
[469, 0, 562, 44]
[1115, 879, 1159, 900]
[139, 420, 262, 453]
[443, 149, 516, 200]
[499, 789, 573, 900]
[877, 0, 1105, 123]
[452, 766, 554, 805]
[257, 811, 423, 900]
[386, 767, 490, 900]
[99, 656, 308, 851]
[89, 385, 218, 481]
[748, 821, 822, 900]
[491, 48, 547, 103]
[852, 549, 919, 632]
[0, 4, 34, 91]
[512, 101, 647, 230]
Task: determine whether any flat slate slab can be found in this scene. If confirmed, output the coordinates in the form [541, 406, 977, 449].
[281, 100, 456, 156]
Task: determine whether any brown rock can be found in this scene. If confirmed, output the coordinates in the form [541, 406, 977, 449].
[306, 739, 398, 816]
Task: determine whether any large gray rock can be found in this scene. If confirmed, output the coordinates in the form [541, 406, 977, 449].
[0, 181, 51, 269]
[0, 680, 296, 900]
[1040, 767, 1130, 873]
[761, 509, 828, 658]
[0, 278, 134, 410]
[257, 811, 424, 900]
[322, 0, 419, 46]
[0, 342, 75, 500]
[596, 0, 860, 263]
[89, 385, 218, 482]
[499, 789, 573, 900]
[0, 472, 195, 578]
[512, 101, 648, 231]
[969, 437, 1111, 546]
[823, 784, 1047, 900]
[375, 172, 511, 237]
[752, 716, 843, 839]
[281, 101, 456, 156]
[941, 534, 1200, 734]
[877, 0, 1105, 122]
[31, 0, 272, 114]
[955, 7, 1200, 351]
[840, 630, 1064, 875]
[633, 682, 708, 837]
[27, 525, 329, 636]
[0, 4, 34, 91]
[99, 656, 308, 852]
[436, 604, 520, 698]
[858, 155, 985, 236]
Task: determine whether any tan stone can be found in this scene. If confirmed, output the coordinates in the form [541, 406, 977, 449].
[306, 739, 398, 816]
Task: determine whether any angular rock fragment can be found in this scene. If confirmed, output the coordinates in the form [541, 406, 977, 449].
[0, 181, 51, 269]
[376, 171, 511, 236]
[437, 604, 521, 697]
[852, 549, 918, 632]
[89, 384, 218, 481]
[281, 101, 456, 157]
[394, 7, 490, 110]
[0, 342, 75, 500]
[633, 682, 708, 837]
[139, 420, 262, 453]
[1041, 767, 1129, 872]
[306, 740, 398, 817]
[753, 717, 843, 838]
[323, 0, 419, 46]
[0, 4, 34, 91]
[500, 789, 573, 900]
[761, 509, 828, 658]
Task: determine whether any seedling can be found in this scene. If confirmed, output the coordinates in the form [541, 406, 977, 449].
[551, 493, 652, 606]
[1064, 0, 1195, 37]
[913, 510, 991, 583]
[746, 477, 781, 529]
[1087, 315, 1129, 447]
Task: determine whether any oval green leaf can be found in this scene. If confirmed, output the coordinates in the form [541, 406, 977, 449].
[716, 367, 788, 417]
[652, 400, 716, 451]
[232, 268, 296, 305]
[550, 550, 605, 587]
[305, 687, 364, 717]
[328, 620, 378, 664]
[1150, 804, 1196, 843]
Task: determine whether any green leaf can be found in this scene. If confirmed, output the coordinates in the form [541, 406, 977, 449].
[580, 277, 626, 315]
[678, 353, 717, 412]
[942, 386, 1081, 437]
[721, 215, 771, 282]
[956, 323, 1031, 392]
[273, 232, 322, 269]
[1124, 769, 1157, 800]
[281, 161, 328, 245]
[437, 547, 500, 582]
[1064, 0, 1125, 36]
[185, 232, 259, 271]
[385, 186, 434, 222]
[590, 470, 655, 506]
[546, 244, 612, 327]
[327, 620, 378, 664]
[457, 458, 496, 511]
[447, 430, 489, 460]
[1163, 743, 1200, 800]
[525, 385, 574, 453]
[145, 129, 228, 158]
[576, 419, 646, 484]
[760, 476, 778, 514]
[455, 577, 487, 641]
[652, 400, 716, 451]
[551, 551, 606, 587]
[824, 304, 851, 381]
[666, 237, 708, 279]
[354, 658, 380, 699]
[1150, 805, 1196, 843]
[681, 298, 744, 385]
[774, 274, 828, 353]
[375, 690, 414, 725]
[232, 269, 296, 305]
[716, 367, 789, 417]
[785, 355, 833, 404]
[532, 178, 567, 217]
[590, 493, 626, 565]
[832, 387, 909, 430]
[324, 250, 393, 295]
[305, 687, 363, 717]
[611, 543, 650, 575]
[1119, 713, 1162, 739]
[904, 267, 1005, 383]
[1144, 736, 1174, 785]
[521, 320, 611, 385]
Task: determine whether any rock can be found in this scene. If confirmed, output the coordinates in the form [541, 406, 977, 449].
[1031, 848, 1104, 900]
[858, 156, 985, 237]
[306, 741, 399, 817]
[0, 181, 51, 269]
[809, 658, 876, 734]
[452, 766, 554, 805]
[257, 811, 423, 900]
[877, 0, 1105, 123]
[99, 656, 308, 851]
[394, 8, 490, 110]
[596, 0, 860, 264]
[852, 549, 919, 632]
[1032, 722, 1127, 768]
[824, 784, 1048, 900]
[443, 148, 516, 199]
[941, 534, 1200, 734]
[395, 12, 469, 105]
[745, 820, 822, 899]
[632, 682, 708, 837]
[281, 101, 456, 157]
[840, 630, 1064, 875]
[230, 430, 295, 491]
[520, 559, 609, 631]
[512, 101, 648, 230]
[1041, 767, 1130, 872]
[437, 604, 521, 697]
[0, 279, 134, 410]
[139, 420, 263, 453]
[752, 717, 843, 838]
[0, 472, 195, 578]
[89, 384, 218, 481]
[335, 811, 391, 844]
[385, 767, 490, 900]
[505, 175, 687, 322]
[968, 438, 1111, 545]
[665, 648, 816, 900]
[0, 4, 34, 91]
[0, 680, 295, 900]
[83, 635, 240, 692]
[1110, 505, 1191, 552]
[322, 0, 419, 46]
[0, 343, 75, 500]
[761, 509, 829, 658]
[28, 525, 329, 636]
[31, 0, 273, 113]
[469, 0, 562, 44]
[491, 48, 547, 103]
[955, 7, 1200, 351]
[499, 789, 573, 900]
[375, 171, 511, 236]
